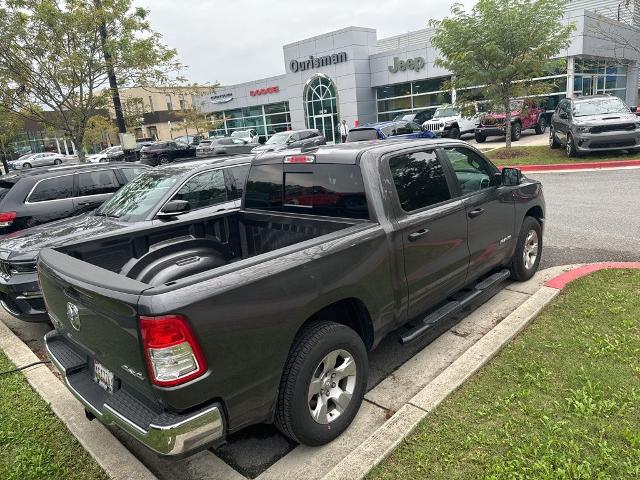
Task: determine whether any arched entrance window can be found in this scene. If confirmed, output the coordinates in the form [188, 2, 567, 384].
[304, 74, 338, 143]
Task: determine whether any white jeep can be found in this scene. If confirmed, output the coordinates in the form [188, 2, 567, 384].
[422, 105, 479, 139]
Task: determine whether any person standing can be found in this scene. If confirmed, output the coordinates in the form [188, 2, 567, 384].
[339, 120, 349, 143]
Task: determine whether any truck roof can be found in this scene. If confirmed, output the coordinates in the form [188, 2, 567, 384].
[253, 139, 472, 165]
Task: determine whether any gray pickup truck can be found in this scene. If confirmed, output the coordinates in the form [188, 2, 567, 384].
[40, 139, 545, 456]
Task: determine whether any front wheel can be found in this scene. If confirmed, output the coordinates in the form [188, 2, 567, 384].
[535, 116, 547, 135]
[510, 216, 542, 281]
[511, 123, 522, 141]
[53, 159, 62, 165]
[275, 321, 367, 446]
[474, 132, 486, 143]
[22, 162, 32, 169]
[448, 126, 460, 140]
[566, 133, 580, 158]
[549, 127, 561, 149]
[158, 155, 171, 165]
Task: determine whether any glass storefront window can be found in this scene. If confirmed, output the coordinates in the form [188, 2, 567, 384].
[412, 91, 452, 108]
[377, 83, 411, 99]
[377, 97, 412, 112]
[376, 77, 452, 122]
[412, 77, 448, 95]
[303, 74, 339, 143]
[263, 102, 289, 114]
[206, 102, 292, 140]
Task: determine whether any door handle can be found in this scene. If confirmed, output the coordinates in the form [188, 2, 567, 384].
[468, 208, 485, 218]
[408, 228, 429, 242]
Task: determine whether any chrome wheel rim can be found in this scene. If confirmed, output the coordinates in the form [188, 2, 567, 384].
[522, 230, 539, 270]
[307, 349, 357, 425]
[549, 129, 554, 146]
[566, 135, 573, 156]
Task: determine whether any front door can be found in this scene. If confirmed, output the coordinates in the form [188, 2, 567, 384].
[387, 148, 470, 321]
[313, 115, 335, 144]
[441, 146, 515, 281]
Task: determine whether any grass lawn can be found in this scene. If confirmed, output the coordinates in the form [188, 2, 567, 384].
[0, 352, 108, 480]
[368, 269, 640, 480]
[486, 145, 640, 166]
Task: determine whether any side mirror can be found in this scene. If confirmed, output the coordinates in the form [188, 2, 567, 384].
[559, 111, 568, 120]
[157, 200, 190, 219]
[501, 167, 522, 186]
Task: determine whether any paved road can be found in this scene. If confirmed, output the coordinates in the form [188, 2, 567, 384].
[1, 167, 638, 478]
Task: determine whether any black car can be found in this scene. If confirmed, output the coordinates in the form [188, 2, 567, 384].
[250, 129, 326, 154]
[0, 156, 250, 321]
[140, 141, 197, 166]
[0, 162, 148, 235]
[393, 109, 435, 125]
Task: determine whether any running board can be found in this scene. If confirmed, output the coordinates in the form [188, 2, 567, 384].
[399, 269, 511, 344]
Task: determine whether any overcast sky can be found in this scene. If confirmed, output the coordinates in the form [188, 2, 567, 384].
[135, 0, 476, 86]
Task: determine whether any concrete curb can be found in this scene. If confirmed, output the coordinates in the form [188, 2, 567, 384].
[497, 159, 640, 173]
[321, 263, 640, 480]
[0, 320, 156, 480]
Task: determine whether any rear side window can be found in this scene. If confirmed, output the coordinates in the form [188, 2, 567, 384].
[245, 164, 369, 219]
[28, 175, 74, 202]
[389, 150, 451, 212]
[77, 170, 120, 196]
[225, 165, 250, 201]
[120, 167, 145, 183]
[171, 169, 226, 210]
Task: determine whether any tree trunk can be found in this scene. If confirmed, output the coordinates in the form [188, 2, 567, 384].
[504, 97, 512, 151]
[74, 133, 86, 162]
[0, 139, 9, 175]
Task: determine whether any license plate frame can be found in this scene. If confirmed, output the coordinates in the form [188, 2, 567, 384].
[93, 360, 115, 394]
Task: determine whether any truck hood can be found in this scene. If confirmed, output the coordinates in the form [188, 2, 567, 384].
[0, 214, 134, 261]
[424, 116, 458, 125]
[572, 113, 639, 127]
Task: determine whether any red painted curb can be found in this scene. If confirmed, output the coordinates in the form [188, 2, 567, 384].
[545, 262, 640, 289]
[497, 159, 640, 172]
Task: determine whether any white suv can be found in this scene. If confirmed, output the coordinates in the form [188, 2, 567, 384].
[422, 105, 479, 139]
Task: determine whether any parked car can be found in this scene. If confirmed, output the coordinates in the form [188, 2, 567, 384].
[346, 120, 436, 142]
[195, 138, 215, 157]
[0, 157, 249, 321]
[40, 139, 544, 456]
[251, 129, 326, 154]
[8, 152, 66, 170]
[212, 137, 257, 155]
[0, 162, 147, 236]
[475, 99, 548, 142]
[140, 141, 197, 166]
[231, 129, 259, 144]
[549, 95, 640, 157]
[87, 146, 123, 163]
[422, 105, 479, 139]
[393, 109, 435, 125]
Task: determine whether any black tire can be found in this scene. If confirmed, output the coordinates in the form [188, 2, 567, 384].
[53, 158, 62, 165]
[23, 162, 32, 169]
[99, 158, 108, 163]
[274, 321, 368, 446]
[158, 154, 171, 165]
[511, 122, 522, 141]
[534, 116, 547, 135]
[510, 216, 542, 281]
[566, 133, 579, 158]
[474, 132, 486, 143]
[448, 126, 460, 140]
[549, 127, 561, 149]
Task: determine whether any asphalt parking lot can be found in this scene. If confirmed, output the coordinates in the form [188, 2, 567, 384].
[1, 166, 639, 479]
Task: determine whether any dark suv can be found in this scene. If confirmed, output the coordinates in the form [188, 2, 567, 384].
[140, 141, 197, 166]
[550, 95, 640, 157]
[0, 163, 147, 235]
[250, 129, 326, 154]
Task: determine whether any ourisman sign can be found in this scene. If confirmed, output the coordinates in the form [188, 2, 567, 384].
[290, 52, 348, 73]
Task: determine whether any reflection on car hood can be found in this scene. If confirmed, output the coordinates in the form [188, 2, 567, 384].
[0, 214, 136, 261]
[572, 113, 638, 126]
[251, 145, 284, 153]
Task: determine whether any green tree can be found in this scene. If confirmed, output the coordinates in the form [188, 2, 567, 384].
[430, 0, 575, 150]
[0, 0, 184, 160]
[84, 115, 117, 151]
[0, 108, 22, 172]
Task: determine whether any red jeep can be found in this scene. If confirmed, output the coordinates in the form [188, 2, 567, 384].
[475, 99, 549, 142]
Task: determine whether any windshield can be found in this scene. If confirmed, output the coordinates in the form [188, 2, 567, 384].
[433, 107, 458, 118]
[94, 170, 180, 221]
[573, 97, 629, 117]
[266, 133, 290, 145]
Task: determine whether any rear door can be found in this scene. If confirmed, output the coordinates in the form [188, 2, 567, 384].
[441, 146, 515, 281]
[387, 147, 469, 320]
[73, 169, 122, 213]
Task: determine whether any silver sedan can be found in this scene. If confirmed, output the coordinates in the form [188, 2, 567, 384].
[8, 152, 66, 170]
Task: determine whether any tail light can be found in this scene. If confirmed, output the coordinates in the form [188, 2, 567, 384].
[284, 155, 315, 163]
[0, 212, 16, 227]
[140, 315, 207, 387]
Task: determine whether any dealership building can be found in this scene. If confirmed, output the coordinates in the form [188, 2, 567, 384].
[197, 3, 640, 143]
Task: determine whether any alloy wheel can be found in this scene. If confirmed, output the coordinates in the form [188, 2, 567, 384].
[307, 349, 357, 425]
[522, 229, 539, 270]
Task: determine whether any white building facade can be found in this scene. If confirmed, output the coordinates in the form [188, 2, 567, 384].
[196, 7, 640, 143]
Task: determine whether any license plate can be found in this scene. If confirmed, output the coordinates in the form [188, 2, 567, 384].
[93, 361, 114, 394]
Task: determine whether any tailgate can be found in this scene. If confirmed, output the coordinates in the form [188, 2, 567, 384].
[38, 248, 153, 397]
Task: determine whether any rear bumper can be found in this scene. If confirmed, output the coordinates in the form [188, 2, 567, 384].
[45, 331, 225, 456]
[574, 131, 640, 152]
[0, 272, 47, 321]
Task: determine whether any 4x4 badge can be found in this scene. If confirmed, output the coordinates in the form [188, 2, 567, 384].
[66, 302, 80, 331]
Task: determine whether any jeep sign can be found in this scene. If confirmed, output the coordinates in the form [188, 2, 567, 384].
[388, 56, 425, 73]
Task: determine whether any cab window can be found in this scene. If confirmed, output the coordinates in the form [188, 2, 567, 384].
[77, 170, 120, 196]
[171, 169, 226, 210]
[444, 147, 497, 194]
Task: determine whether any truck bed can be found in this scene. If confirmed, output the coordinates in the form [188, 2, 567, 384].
[53, 210, 365, 288]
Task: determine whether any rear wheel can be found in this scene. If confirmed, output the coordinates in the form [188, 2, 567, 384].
[535, 116, 547, 135]
[510, 216, 542, 281]
[549, 127, 561, 149]
[53, 159, 62, 165]
[448, 126, 460, 139]
[275, 321, 367, 446]
[23, 162, 32, 169]
[474, 132, 486, 143]
[511, 122, 522, 141]
[158, 154, 170, 165]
